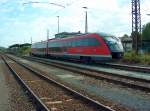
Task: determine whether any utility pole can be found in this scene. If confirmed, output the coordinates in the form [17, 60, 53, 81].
[47, 29, 49, 40]
[132, 0, 141, 54]
[83, 7, 88, 33]
[30, 37, 32, 44]
[46, 29, 49, 55]
[57, 16, 60, 33]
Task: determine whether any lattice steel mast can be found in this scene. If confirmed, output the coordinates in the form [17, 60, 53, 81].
[132, 0, 141, 53]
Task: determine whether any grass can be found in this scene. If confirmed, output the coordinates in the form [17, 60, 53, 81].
[122, 51, 150, 65]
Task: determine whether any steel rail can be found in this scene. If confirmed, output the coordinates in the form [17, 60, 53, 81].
[6, 55, 115, 111]
[22, 56, 150, 92]
[1, 55, 50, 111]
[26, 56, 150, 82]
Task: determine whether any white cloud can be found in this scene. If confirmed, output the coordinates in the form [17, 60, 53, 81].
[141, 0, 150, 26]
[1, 0, 150, 47]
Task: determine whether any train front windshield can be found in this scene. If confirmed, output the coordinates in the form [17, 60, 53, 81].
[103, 36, 124, 52]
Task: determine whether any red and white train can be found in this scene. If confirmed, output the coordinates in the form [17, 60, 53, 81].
[31, 32, 124, 62]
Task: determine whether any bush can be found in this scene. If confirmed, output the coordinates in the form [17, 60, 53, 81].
[140, 54, 150, 65]
[122, 51, 150, 65]
[123, 51, 140, 63]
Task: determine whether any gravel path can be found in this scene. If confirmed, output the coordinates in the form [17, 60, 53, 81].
[0, 59, 10, 111]
[0, 57, 36, 111]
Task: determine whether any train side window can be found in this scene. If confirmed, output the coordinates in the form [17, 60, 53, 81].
[57, 41, 61, 47]
[88, 38, 100, 46]
[79, 39, 84, 46]
[74, 40, 77, 47]
[67, 41, 71, 47]
[48, 42, 55, 47]
[76, 39, 80, 46]
[66, 41, 70, 47]
[78, 40, 82, 46]
[79, 38, 100, 46]
[56, 42, 59, 47]
[70, 41, 73, 47]
[64, 41, 68, 47]
[72, 40, 76, 47]
[83, 38, 88, 46]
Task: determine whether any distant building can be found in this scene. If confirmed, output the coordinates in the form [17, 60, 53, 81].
[120, 37, 150, 53]
[120, 37, 132, 52]
[142, 40, 150, 53]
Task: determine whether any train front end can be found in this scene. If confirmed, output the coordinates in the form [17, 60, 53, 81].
[100, 33, 124, 59]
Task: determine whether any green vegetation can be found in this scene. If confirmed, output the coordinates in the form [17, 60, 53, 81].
[18, 46, 31, 55]
[8, 43, 31, 56]
[142, 22, 150, 40]
[122, 51, 150, 65]
[0, 47, 6, 52]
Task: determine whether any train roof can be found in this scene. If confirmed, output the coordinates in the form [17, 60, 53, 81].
[32, 32, 117, 44]
[48, 32, 116, 41]
[55, 32, 83, 38]
[98, 32, 115, 37]
[48, 33, 88, 41]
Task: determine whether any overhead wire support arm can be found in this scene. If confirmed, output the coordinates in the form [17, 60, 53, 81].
[23, 1, 65, 8]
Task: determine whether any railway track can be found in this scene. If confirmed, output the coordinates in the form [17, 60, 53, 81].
[98, 62, 150, 73]
[2, 54, 115, 111]
[22, 56, 150, 92]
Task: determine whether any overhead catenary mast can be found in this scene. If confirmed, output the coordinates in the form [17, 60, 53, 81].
[131, 0, 141, 53]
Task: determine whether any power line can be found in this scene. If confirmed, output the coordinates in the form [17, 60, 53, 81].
[50, 0, 84, 16]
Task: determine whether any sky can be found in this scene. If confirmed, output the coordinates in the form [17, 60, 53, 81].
[0, 0, 150, 47]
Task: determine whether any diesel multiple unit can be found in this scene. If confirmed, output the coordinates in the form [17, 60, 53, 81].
[31, 33, 124, 62]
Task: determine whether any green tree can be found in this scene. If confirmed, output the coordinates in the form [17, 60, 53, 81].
[142, 22, 150, 40]
[122, 34, 129, 38]
[131, 31, 142, 54]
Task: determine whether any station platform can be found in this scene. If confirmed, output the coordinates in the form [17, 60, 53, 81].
[0, 60, 10, 110]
